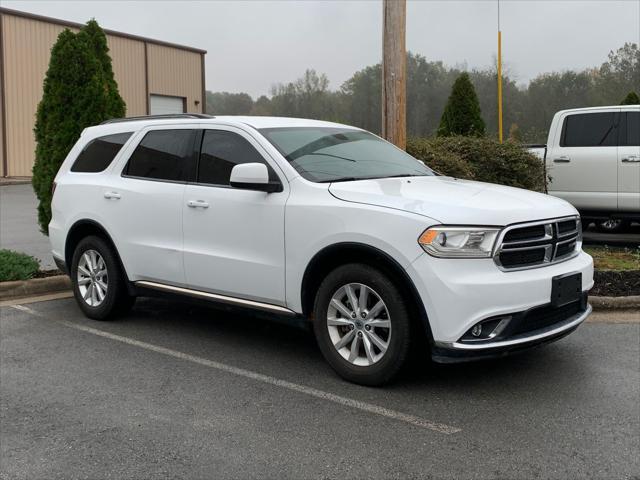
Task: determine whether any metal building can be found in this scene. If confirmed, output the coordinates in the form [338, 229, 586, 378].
[0, 8, 207, 177]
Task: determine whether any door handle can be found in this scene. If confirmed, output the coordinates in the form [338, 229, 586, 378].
[104, 191, 121, 199]
[187, 200, 209, 208]
[621, 155, 640, 163]
[553, 156, 571, 163]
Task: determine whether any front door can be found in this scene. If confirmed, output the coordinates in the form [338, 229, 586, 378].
[618, 111, 640, 212]
[182, 127, 288, 305]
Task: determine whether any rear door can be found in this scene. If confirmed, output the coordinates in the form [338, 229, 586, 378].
[547, 110, 620, 212]
[182, 126, 288, 305]
[107, 126, 198, 285]
[617, 110, 640, 212]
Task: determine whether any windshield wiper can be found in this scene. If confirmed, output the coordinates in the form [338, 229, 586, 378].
[317, 177, 359, 183]
[304, 153, 357, 162]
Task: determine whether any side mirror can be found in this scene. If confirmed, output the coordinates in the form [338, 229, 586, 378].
[230, 163, 282, 193]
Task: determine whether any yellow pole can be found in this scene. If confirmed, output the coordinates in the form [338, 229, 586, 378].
[498, 29, 503, 143]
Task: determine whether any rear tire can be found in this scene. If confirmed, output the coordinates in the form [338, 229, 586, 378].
[70, 235, 135, 320]
[313, 263, 411, 386]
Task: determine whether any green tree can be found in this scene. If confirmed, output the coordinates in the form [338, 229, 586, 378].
[437, 73, 486, 137]
[621, 91, 640, 105]
[32, 21, 125, 234]
[206, 91, 254, 115]
[82, 19, 126, 117]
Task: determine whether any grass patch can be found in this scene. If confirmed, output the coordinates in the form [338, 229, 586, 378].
[0, 249, 40, 281]
[584, 246, 640, 271]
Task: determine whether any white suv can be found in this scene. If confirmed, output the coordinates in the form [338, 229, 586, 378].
[50, 115, 594, 385]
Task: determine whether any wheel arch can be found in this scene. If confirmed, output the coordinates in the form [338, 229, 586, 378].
[300, 242, 434, 344]
[65, 219, 134, 294]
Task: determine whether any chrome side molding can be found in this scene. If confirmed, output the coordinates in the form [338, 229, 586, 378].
[135, 281, 296, 315]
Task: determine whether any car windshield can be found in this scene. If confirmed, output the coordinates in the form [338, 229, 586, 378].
[259, 127, 434, 183]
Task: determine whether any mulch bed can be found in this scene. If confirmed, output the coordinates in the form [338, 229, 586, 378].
[33, 269, 63, 279]
[591, 270, 640, 297]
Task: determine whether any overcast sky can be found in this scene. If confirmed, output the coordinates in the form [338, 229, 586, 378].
[4, 0, 640, 98]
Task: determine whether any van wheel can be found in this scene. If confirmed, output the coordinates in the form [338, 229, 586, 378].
[71, 235, 135, 320]
[313, 264, 411, 386]
[595, 219, 629, 233]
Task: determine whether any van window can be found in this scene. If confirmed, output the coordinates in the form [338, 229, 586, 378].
[621, 112, 639, 146]
[71, 132, 132, 173]
[125, 130, 197, 182]
[198, 130, 277, 185]
[561, 113, 617, 147]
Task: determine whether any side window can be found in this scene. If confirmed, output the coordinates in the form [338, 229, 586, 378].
[71, 132, 132, 173]
[621, 112, 639, 146]
[125, 129, 197, 182]
[561, 112, 618, 147]
[198, 130, 278, 186]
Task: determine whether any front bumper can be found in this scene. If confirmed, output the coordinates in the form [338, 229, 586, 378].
[406, 250, 594, 354]
[431, 300, 591, 363]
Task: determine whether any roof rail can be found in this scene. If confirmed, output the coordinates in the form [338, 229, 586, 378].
[100, 114, 214, 125]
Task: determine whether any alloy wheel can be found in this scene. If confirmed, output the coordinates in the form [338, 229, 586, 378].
[77, 249, 108, 307]
[327, 283, 392, 367]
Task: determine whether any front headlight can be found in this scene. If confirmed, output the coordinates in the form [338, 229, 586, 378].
[418, 226, 501, 258]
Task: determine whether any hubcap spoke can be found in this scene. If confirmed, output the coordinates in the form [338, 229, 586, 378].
[348, 335, 360, 363]
[334, 329, 355, 350]
[362, 333, 375, 364]
[345, 285, 359, 312]
[358, 285, 369, 313]
[327, 316, 353, 327]
[365, 300, 384, 321]
[331, 298, 353, 318]
[366, 330, 388, 353]
[367, 319, 391, 328]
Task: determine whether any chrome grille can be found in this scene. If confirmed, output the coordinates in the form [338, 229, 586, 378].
[494, 216, 581, 271]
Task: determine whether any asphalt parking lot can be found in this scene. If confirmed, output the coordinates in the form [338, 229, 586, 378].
[1, 296, 638, 479]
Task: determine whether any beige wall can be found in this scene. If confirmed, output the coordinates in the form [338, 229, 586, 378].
[0, 11, 204, 177]
[147, 43, 203, 114]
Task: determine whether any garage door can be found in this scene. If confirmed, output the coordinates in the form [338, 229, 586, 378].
[150, 95, 185, 115]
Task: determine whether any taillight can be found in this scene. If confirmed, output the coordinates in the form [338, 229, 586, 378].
[51, 181, 57, 196]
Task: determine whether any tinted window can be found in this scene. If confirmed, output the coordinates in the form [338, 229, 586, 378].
[198, 130, 277, 185]
[621, 112, 639, 146]
[71, 132, 132, 173]
[561, 113, 617, 147]
[260, 127, 433, 183]
[125, 130, 196, 182]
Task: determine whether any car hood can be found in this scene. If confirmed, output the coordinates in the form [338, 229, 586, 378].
[328, 176, 577, 225]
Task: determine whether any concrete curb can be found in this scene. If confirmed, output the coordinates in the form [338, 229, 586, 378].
[0, 275, 639, 310]
[0, 178, 31, 186]
[590, 295, 640, 311]
[0, 275, 71, 301]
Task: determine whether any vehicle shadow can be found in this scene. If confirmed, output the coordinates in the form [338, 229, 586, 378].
[122, 296, 591, 396]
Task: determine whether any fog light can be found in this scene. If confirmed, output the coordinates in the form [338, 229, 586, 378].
[471, 324, 482, 337]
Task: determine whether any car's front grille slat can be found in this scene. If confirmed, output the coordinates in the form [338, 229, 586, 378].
[494, 217, 581, 271]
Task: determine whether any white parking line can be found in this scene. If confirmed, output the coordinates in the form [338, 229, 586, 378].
[10, 304, 461, 435]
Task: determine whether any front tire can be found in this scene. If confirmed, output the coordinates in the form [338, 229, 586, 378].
[71, 235, 135, 320]
[313, 264, 411, 386]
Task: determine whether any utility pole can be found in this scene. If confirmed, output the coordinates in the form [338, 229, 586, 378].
[497, 0, 503, 143]
[382, 0, 407, 149]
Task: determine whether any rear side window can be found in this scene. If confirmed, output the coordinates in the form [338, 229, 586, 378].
[125, 129, 197, 182]
[621, 112, 639, 146]
[561, 112, 617, 147]
[71, 132, 132, 173]
[198, 130, 277, 185]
